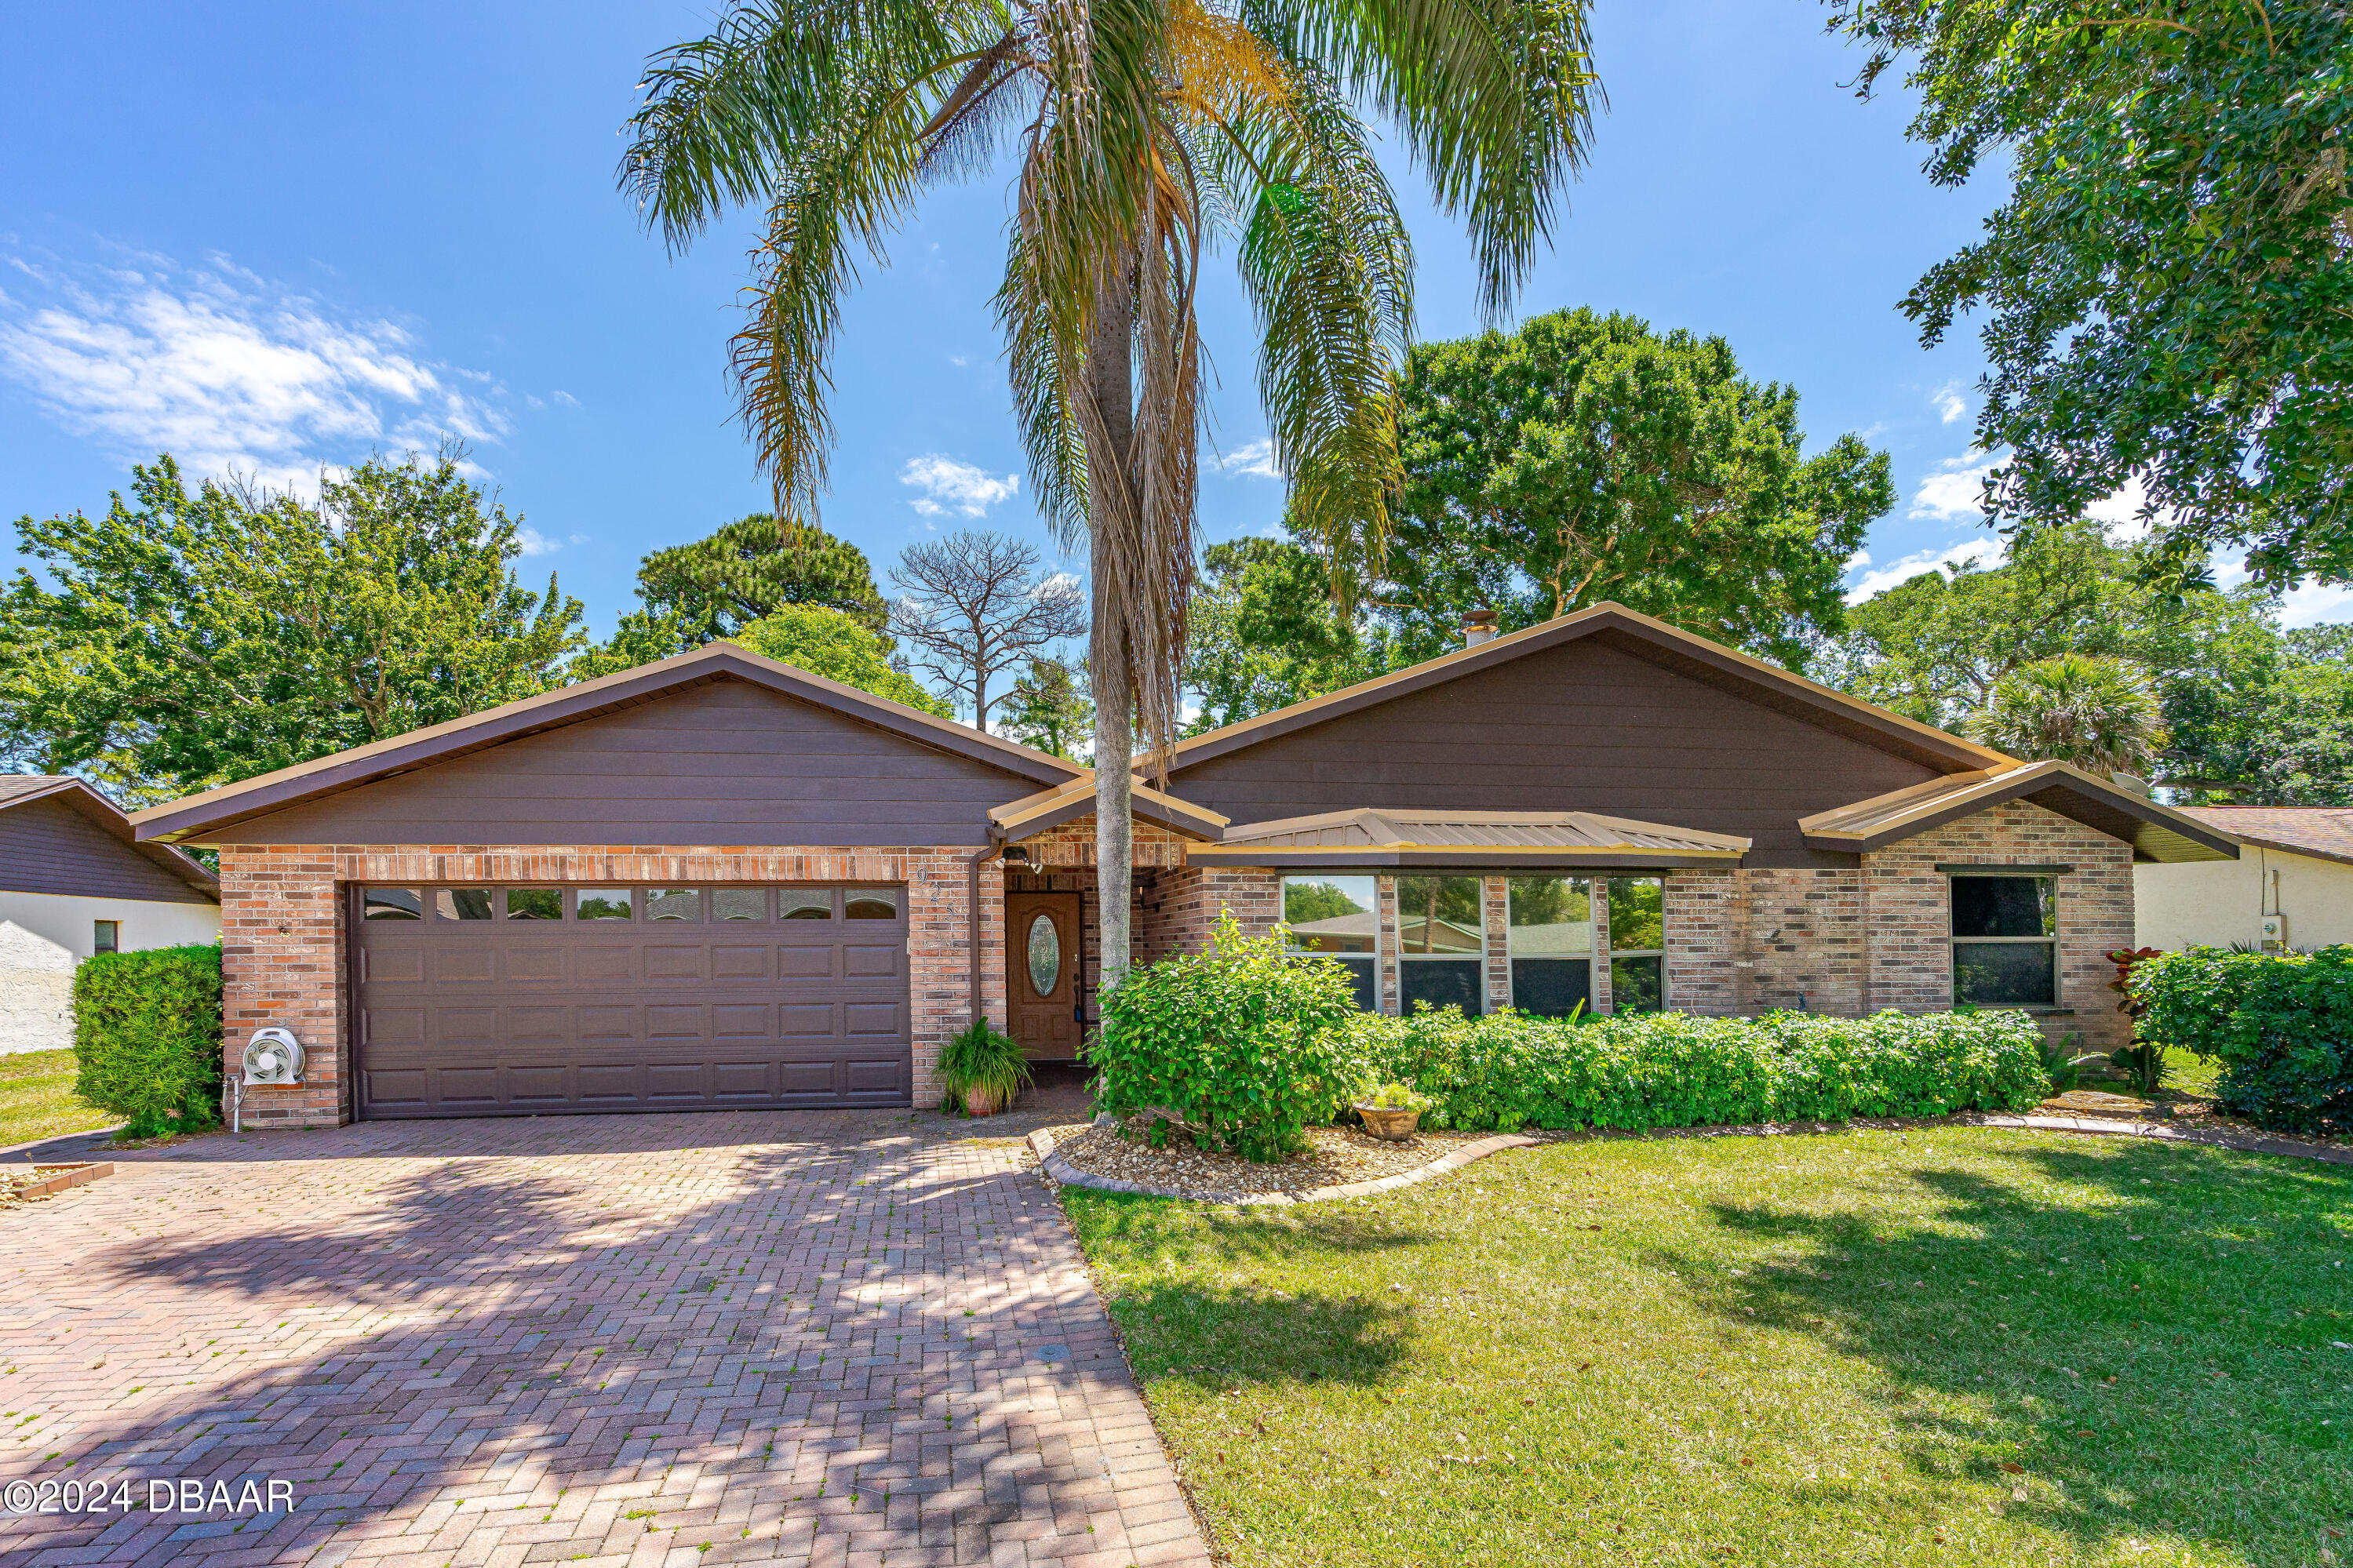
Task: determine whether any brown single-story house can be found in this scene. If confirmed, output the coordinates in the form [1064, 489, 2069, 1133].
[130, 602, 2236, 1129]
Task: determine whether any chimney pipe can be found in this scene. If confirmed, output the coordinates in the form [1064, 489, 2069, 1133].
[1462, 609, 1499, 649]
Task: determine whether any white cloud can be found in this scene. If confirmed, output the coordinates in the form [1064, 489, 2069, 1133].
[1215, 438, 1282, 480]
[514, 528, 589, 558]
[1932, 382, 1969, 425]
[1844, 537, 2005, 602]
[2280, 581, 2353, 628]
[551, 390, 580, 408]
[0, 253, 506, 494]
[899, 453, 1018, 517]
[1910, 451, 2000, 522]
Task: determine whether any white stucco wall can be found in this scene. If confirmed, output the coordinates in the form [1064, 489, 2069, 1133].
[2133, 845, 2353, 953]
[0, 891, 220, 1057]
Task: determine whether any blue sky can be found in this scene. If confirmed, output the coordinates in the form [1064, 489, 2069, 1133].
[7, 1, 2346, 643]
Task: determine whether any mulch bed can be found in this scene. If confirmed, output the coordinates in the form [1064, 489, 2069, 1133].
[1043, 1118, 1494, 1198]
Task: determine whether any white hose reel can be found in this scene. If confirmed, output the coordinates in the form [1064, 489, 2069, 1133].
[230, 1028, 304, 1133]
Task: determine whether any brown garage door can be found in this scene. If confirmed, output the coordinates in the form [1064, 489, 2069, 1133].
[352, 882, 911, 1118]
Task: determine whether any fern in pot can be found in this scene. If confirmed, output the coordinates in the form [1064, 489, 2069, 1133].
[939, 1019, 1033, 1117]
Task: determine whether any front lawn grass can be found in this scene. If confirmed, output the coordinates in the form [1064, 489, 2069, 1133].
[1065, 1126, 2353, 1566]
[0, 1048, 114, 1149]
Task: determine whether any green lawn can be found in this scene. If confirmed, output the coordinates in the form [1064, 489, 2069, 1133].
[0, 1048, 115, 1149]
[1066, 1127, 2353, 1567]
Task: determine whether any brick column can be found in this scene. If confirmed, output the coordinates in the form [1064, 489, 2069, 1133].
[1484, 875, 1510, 1013]
[1375, 875, 1400, 1014]
[1663, 868, 1739, 1016]
[218, 847, 348, 1130]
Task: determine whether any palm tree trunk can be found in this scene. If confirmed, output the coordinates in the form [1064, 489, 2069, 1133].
[1089, 283, 1138, 992]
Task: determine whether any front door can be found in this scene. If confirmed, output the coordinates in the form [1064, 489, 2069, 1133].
[1006, 891, 1082, 1060]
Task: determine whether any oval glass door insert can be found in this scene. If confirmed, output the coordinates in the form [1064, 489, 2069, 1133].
[1026, 912, 1062, 997]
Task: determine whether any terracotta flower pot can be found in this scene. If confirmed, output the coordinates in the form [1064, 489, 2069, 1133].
[962, 1083, 1007, 1118]
[1355, 1104, 1422, 1142]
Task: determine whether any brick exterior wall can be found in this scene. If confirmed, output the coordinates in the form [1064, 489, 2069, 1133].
[1739, 868, 1867, 1015]
[1860, 799, 2136, 1050]
[220, 799, 2137, 1130]
[1661, 867, 1741, 1016]
[1132, 866, 1281, 964]
[217, 844, 1010, 1130]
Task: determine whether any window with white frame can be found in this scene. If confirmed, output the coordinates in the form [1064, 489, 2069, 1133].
[1507, 876, 1592, 1017]
[1397, 874, 1485, 1016]
[1282, 874, 1379, 1011]
[1606, 875, 1665, 1013]
[1950, 874, 2058, 1006]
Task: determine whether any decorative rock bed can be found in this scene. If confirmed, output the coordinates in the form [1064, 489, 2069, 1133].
[1030, 1119, 1538, 1205]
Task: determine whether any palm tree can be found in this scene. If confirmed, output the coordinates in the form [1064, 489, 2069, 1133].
[621, 0, 1597, 984]
[1970, 653, 2166, 780]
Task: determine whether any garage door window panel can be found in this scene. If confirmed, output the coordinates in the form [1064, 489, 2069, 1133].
[576, 888, 634, 921]
[364, 887, 422, 921]
[779, 891, 832, 920]
[506, 888, 562, 921]
[435, 889, 494, 921]
[716, 889, 770, 922]
[648, 888, 701, 922]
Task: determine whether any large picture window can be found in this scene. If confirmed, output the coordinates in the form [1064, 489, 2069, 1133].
[1397, 874, 1485, 1016]
[1951, 875, 2057, 1006]
[1607, 875, 1666, 1013]
[1507, 876, 1591, 1017]
[1283, 875, 1378, 1011]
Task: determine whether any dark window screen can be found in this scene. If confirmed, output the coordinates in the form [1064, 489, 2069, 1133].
[1512, 957, 1591, 1018]
[1951, 876, 2055, 937]
[1402, 959, 1482, 1017]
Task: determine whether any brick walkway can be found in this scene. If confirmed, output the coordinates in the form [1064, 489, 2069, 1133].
[0, 1108, 1209, 1568]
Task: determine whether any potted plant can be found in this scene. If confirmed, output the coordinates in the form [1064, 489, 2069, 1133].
[1353, 1082, 1432, 1142]
[938, 1019, 1033, 1117]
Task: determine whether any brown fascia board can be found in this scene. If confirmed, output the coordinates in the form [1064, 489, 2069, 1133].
[1801, 762, 2240, 864]
[5, 777, 220, 897]
[990, 775, 1229, 843]
[1185, 846, 1744, 870]
[1164, 601, 2013, 777]
[132, 642, 1085, 844]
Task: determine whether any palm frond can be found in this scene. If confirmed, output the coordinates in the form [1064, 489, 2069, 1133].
[1240, 0, 1598, 317]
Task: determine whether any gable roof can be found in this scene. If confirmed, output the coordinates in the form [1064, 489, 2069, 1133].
[1189, 806, 1750, 868]
[0, 776, 220, 897]
[132, 642, 1086, 844]
[1162, 601, 2016, 779]
[1799, 762, 2239, 864]
[989, 774, 1230, 844]
[2173, 806, 2353, 868]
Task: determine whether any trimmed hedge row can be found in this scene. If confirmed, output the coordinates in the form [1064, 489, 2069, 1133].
[1090, 920, 2050, 1157]
[2133, 945, 2353, 1134]
[71, 944, 224, 1139]
[1342, 1006, 2052, 1132]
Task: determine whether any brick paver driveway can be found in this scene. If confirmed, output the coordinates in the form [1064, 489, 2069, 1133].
[1, 1110, 1209, 1568]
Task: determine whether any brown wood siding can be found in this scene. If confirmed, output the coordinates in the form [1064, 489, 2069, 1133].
[1167, 634, 1939, 864]
[210, 678, 1027, 847]
[0, 796, 215, 903]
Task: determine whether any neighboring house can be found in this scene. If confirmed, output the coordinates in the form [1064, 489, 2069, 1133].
[129, 602, 2235, 1130]
[1, 777, 222, 1056]
[2136, 806, 2353, 953]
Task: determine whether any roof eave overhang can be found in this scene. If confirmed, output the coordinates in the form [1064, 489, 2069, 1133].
[988, 776, 1229, 845]
[1185, 846, 1746, 870]
[133, 644, 1086, 844]
[1801, 764, 2241, 864]
[1164, 602, 2013, 778]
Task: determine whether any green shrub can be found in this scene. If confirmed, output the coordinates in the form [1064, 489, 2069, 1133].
[937, 1018, 1033, 1113]
[2133, 945, 2353, 1134]
[1341, 1005, 2049, 1132]
[1089, 915, 1366, 1161]
[71, 944, 224, 1139]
